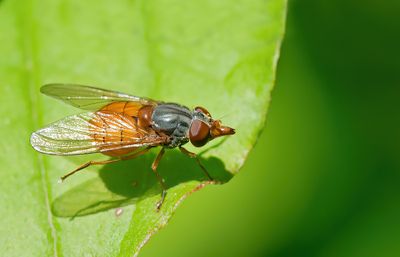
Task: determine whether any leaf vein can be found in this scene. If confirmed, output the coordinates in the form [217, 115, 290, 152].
[20, 1, 60, 256]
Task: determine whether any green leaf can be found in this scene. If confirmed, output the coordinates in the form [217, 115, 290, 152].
[0, 0, 286, 256]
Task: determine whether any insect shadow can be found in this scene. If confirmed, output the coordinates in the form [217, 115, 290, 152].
[51, 149, 232, 218]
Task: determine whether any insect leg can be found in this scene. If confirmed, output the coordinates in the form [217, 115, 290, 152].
[151, 147, 167, 211]
[59, 158, 119, 182]
[179, 146, 213, 181]
[60, 147, 153, 182]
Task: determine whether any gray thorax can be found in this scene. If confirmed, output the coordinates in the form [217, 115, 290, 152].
[151, 103, 193, 148]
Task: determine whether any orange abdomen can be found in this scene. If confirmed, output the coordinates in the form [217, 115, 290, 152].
[100, 101, 143, 116]
[90, 102, 154, 157]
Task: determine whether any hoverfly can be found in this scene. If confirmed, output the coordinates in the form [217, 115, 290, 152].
[30, 84, 235, 209]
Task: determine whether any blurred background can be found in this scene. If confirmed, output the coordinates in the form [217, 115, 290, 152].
[140, 0, 400, 257]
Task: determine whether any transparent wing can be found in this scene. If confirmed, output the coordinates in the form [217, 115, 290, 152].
[41, 83, 158, 111]
[30, 112, 167, 155]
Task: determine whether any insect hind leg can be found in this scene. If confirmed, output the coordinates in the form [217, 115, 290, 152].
[59, 146, 153, 182]
[59, 159, 119, 183]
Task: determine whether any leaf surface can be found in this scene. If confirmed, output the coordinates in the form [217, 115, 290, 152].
[0, 0, 287, 256]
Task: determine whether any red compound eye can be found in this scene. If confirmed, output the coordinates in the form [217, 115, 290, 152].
[189, 119, 210, 147]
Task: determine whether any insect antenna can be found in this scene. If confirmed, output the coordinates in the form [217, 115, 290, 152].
[216, 111, 234, 120]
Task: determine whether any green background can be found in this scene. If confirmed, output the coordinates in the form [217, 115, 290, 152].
[0, 0, 399, 256]
[140, 0, 400, 257]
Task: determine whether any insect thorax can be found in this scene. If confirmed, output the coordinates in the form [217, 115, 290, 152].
[151, 103, 192, 148]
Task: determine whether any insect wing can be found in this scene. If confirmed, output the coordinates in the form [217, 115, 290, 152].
[30, 112, 166, 155]
[41, 83, 158, 111]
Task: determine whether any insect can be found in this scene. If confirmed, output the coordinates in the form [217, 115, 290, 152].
[30, 84, 235, 210]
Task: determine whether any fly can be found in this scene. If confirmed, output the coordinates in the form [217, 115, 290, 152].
[30, 84, 235, 210]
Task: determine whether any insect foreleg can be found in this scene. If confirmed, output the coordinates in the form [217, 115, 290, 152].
[179, 146, 213, 181]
